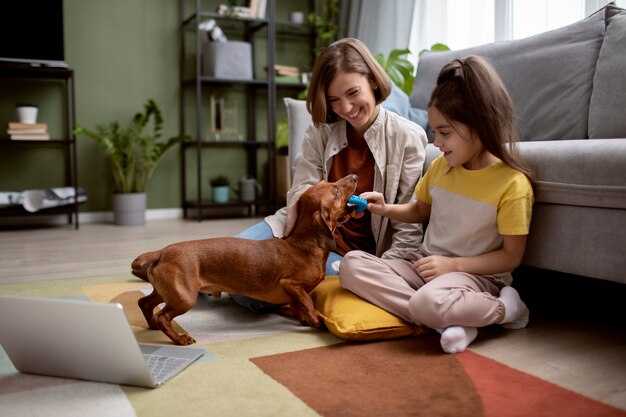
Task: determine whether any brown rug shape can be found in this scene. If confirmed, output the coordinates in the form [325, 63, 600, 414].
[251, 336, 626, 417]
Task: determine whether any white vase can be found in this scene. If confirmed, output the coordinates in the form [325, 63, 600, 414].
[112, 193, 146, 225]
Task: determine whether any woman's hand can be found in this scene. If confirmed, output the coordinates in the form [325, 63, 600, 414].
[412, 255, 458, 282]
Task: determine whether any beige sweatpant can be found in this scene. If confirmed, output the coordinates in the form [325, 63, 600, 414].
[339, 250, 507, 329]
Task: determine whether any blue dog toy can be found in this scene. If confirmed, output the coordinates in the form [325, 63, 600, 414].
[348, 195, 368, 214]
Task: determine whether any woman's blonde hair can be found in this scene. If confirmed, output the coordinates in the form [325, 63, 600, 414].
[306, 38, 391, 125]
[429, 55, 532, 179]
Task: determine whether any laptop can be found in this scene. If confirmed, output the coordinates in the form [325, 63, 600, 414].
[0, 295, 205, 388]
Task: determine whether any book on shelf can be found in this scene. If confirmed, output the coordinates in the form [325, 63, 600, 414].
[8, 128, 48, 135]
[10, 132, 51, 140]
[275, 76, 302, 84]
[8, 122, 48, 131]
[255, 0, 267, 19]
[274, 64, 299, 72]
[7, 121, 50, 140]
[249, 0, 259, 17]
[273, 64, 300, 77]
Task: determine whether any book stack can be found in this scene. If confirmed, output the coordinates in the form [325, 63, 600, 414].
[7, 122, 50, 140]
[274, 64, 301, 83]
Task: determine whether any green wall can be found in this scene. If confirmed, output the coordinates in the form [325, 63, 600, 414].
[66, 0, 181, 211]
[0, 0, 312, 213]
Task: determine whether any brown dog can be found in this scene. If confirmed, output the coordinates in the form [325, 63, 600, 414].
[131, 174, 358, 345]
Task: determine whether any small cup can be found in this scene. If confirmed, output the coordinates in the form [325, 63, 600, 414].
[17, 106, 38, 124]
[290, 11, 305, 24]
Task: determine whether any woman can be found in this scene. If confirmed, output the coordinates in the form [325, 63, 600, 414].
[234, 38, 428, 311]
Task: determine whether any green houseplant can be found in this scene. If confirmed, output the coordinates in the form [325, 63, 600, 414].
[74, 99, 184, 225]
[374, 43, 451, 96]
[374, 48, 415, 96]
[308, 0, 340, 54]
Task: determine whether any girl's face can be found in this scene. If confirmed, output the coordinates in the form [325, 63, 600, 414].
[429, 106, 493, 170]
[326, 71, 379, 136]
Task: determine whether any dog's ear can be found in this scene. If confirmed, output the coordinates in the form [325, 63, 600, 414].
[313, 205, 337, 251]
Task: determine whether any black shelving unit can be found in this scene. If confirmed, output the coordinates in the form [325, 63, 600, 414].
[179, 0, 314, 220]
[0, 63, 78, 229]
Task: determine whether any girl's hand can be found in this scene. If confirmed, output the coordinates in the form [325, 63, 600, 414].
[412, 255, 458, 282]
[359, 191, 386, 216]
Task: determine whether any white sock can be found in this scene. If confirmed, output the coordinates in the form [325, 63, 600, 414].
[498, 286, 530, 329]
[439, 326, 478, 354]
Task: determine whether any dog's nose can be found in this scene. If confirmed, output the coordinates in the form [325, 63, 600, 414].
[351, 174, 358, 182]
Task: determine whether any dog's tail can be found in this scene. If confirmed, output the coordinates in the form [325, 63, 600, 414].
[131, 251, 161, 282]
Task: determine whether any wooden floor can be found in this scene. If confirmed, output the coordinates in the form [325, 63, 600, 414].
[1, 218, 625, 411]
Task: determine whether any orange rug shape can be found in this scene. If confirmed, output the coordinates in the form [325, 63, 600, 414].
[456, 350, 626, 417]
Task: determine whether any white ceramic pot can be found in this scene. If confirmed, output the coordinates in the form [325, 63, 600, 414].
[16, 106, 38, 124]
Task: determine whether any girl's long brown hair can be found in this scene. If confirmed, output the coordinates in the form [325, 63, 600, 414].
[429, 55, 532, 180]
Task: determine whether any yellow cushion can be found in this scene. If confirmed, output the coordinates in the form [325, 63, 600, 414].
[311, 276, 430, 341]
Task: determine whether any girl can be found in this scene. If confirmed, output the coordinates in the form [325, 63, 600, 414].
[340, 55, 533, 353]
[233, 38, 428, 311]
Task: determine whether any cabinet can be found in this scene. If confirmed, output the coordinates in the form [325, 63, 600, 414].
[0, 63, 78, 229]
[179, 0, 314, 219]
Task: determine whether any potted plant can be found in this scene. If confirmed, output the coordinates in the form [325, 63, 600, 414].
[16, 103, 39, 124]
[74, 99, 184, 225]
[209, 175, 230, 204]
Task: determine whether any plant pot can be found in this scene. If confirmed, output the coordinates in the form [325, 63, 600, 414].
[112, 193, 146, 226]
[212, 186, 230, 204]
[16, 106, 38, 124]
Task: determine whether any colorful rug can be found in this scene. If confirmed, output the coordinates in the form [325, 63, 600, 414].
[0, 274, 624, 417]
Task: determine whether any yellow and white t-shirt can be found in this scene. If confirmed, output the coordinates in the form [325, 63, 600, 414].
[416, 155, 533, 262]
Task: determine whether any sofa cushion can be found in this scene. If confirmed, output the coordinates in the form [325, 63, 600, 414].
[411, 7, 606, 142]
[284, 98, 311, 179]
[519, 139, 626, 209]
[588, 8, 626, 139]
[381, 84, 429, 130]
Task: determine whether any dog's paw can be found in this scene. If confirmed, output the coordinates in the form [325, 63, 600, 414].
[175, 334, 196, 345]
[304, 312, 322, 328]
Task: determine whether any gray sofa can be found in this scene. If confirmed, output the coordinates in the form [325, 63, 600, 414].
[284, 3, 626, 285]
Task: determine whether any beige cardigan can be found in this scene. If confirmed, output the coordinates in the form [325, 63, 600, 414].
[265, 106, 428, 259]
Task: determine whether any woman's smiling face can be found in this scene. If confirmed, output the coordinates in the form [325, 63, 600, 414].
[326, 71, 379, 136]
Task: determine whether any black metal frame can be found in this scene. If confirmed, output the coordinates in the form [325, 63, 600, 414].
[0, 63, 78, 229]
[178, 0, 313, 220]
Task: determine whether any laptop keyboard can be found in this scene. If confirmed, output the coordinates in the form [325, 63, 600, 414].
[144, 354, 190, 382]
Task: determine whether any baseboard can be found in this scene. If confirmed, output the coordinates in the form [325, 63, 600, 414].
[80, 208, 183, 224]
[0, 208, 184, 227]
